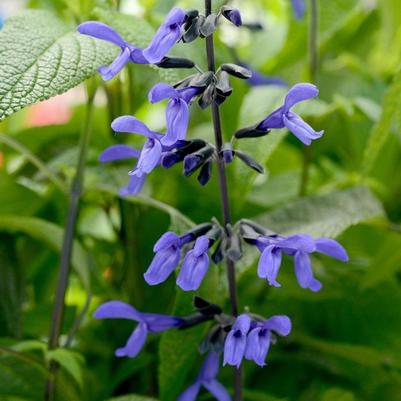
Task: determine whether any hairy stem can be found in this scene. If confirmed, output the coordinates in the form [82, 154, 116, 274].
[205, 0, 242, 399]
[44, 89, 96, 401]
[299, 0, 318, 196]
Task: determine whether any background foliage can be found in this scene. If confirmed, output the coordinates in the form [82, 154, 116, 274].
[1, 0, 401, 400]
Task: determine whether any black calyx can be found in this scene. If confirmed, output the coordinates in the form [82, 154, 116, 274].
[234, 125, 270, 139]
[221, 63, 252, 79]
[156, 57, 195, 69]
[183, 143, 215, 176]
[236, 150, 264, 174]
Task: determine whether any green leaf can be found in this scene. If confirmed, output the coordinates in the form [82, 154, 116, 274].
[362, 68, 401, 174]
[106, 396, 158, 401]
[234, 86, 288, 197]
[158, 293, 206, 401]
[0, 173, 42, 215]
[46, 348, 84, 389]
[243, 389, 287, 401]
[296, 333, 398, 370]
[360, 230, 401, 290]
[255, 186, 385, 237]
[0, 10, 116, 121]
[0, 237, 23, 337]
[0, 353, 46, 401]
[319, 0, 359, 44]
[0, 215, 90, 291]
[321, 388, 355, 401]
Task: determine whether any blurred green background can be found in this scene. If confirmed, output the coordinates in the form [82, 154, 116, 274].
[1, 0, 401, 400]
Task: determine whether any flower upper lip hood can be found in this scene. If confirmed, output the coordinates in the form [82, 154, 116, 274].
[256, 233, 349, 292]
[257, 83, 324, 145]
[77, 7, 186, 80]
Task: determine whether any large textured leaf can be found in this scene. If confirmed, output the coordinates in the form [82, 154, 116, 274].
[362, 69, 401, 174]
[0, 10, 116, 121]
[256, 186, 385, 237]
[0, 215, 90, 291]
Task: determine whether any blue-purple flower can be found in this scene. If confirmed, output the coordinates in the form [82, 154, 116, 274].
[143, 8, 186, 63]
[148, 83, 200, 146]
[245, 315, 291, 367]
[94, 301, 182, 358]
[223, 314, 251, 368]
[109, 115, 164, 193]
[144, 232, 184, 285]
[256, 234, 349, 292]
[99, 143, 145, 196]
[77, 7, 186, 80]
[257, 83, 323, 145]
[144, 232, 213, 289]
[224, 314, 291, 368]
[178, 352, 231, 401]
[291, 0, 305, 19]
[177, 235, 210, 291]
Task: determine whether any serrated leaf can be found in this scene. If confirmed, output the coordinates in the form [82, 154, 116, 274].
[0, 215, 90, 291]
[255, 186, 385, 237]
[0, 10, 117, 121]
[362, 69, 401, 174]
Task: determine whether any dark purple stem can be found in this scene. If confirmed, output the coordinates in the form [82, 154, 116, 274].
[205, 1, 242, 400]
[300, 0, 318, 196]
[44, 90, 95, 401]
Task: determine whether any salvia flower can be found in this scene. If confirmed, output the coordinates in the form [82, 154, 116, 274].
[78, 7, 186, 80]
[291, 0, 305, 19]
[143, 7, 186, 64]
[94, 301, 182, 358]
[256, 233, 349, 292]
[224, 314, 291, 368]
[144, 232, 184, 285]
[257, 83, 323, 145]
[178, 352, 231, 401]
[148, 83, 200, 146]
[98, 144, 145, 196]
[110, 115, 164, 192]
[177, 235, 210, 291]
[245, 315, 291, 367]
[223, 314, 251, 368]
[77, 21, 146, 80]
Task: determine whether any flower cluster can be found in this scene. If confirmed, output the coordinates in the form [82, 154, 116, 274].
[224, 314, 291, 368]
[81, 3, 349, 401]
